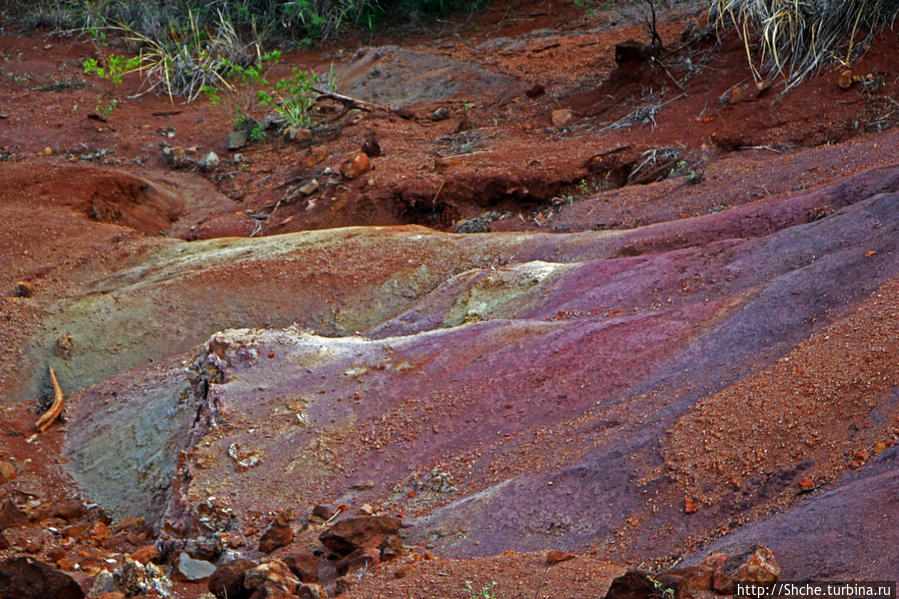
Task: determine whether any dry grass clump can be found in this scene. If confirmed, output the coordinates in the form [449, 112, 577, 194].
[711, 0, 899, 89]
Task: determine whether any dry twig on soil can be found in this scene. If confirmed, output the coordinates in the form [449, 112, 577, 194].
[35, 366, 64, 432]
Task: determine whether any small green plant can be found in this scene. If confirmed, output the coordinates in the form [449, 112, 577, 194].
[83, 52, 141, 115]
[464, 580, 498, 599]
[258, 67, 320, 129]
[649, 575, 676, 599]
[83, 53, 141, 85]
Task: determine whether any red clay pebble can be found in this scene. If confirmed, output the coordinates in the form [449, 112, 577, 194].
[0, 461, 16, 484]
[340, 152, 371, 179]
[684, 497, 699, 513]
[545, 550, 576, 565]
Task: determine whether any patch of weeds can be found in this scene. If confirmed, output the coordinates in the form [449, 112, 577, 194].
[464, 580, 498, 599]
[83, 52, 141, 115]
[258, 67, 320, 130]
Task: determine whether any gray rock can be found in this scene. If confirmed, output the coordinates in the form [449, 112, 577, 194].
[178, 551, 217, 581]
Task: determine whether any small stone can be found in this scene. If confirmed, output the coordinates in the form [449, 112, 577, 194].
[88, 569, 118, 596]
[604, 569, 656, 599]
[208, 558, 255, 599]
[198, 151, 220, 172]
[39, 146, 53, 156]
[711, 544, 780, 594]
[161, 145, 190, 169]
[298, 179, 319, 196]
[798, 476, 815, 490]
[184, 535, 223, 562]
[551, 108, 574, 127]
[430, 107, 450, 121]
[361, 135, 381, 157]
[0, 556, 85, 599]
[545, 550, 575, 565]
[297, 583, 328, 599]
[228, 129, 248, 150]
[335, 547, 379, 576]
[684, 498, 699, 514]
[311, 504, 334, 521]
[394, 564, 416, 579]
[0, 461, 16, 484]
[358, 503, 373, 516]
[339, 152, 371, 179]
[838, 69, 854, 90]
[258, 511, 294, 554]
[319, 515, 402, 556]
[13, 281, 35, 298]
[0, 499, 28, 529]
[525, 83, 545, 98]
[286, 126, 312, 142]
[379, 536, 405, 562]
[615, 41, 650, 64]
[244, 560, 300, 594]
[130, 544, 160, 564]
[283, 551, 319, 583]
[177, 552, 217, 581]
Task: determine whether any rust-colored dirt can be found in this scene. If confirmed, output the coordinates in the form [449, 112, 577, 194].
[0, 0, 897, 597]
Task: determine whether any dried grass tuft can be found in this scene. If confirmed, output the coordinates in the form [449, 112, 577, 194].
[711, 0, 899, 90]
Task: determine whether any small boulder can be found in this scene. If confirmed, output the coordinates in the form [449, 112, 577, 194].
[545, 550, 576, 566]
[430, 107, 450, 122]
[0, 461, 16, 484]
[259, 511, 295, 554]
[711, 544, 780, 594]
[244, 560, 300, 595]
[551, 109, 574, 127]
[198, 151, 220, 172]
[335, 547, 379, 576]
[339, 152, 371, 179]
[12, 282, 34, 298]
[178, 551, 217, 581]
[297, 583, 328, 599]
[0, 556, 85, 599]
[603, 569, 656, 599]
[319, 516, 401, 556]
[228, 129, 248, 150]
[311, 504, 335, 521]
[283, 550, 319, 583]
[379, 536, 405, 562]
[0, 500, 28, 529]
[208, 558, 255, 599]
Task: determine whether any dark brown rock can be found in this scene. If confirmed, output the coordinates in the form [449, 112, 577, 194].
[259, 511, 294, 554]
[311, 505, 334, 521]
[0, 500, 28, 529]
[297, 583, 328, 599]
[712, 544, 780, 594]
[615, 41, 650, 64]
[335, 547, 379, 576]
[244, 560, 300, 595]
[283, 550, 319, 583]
[0, 532, 8, 550]
[13, 281, 34, 298]
[319, 516, 401, 556]
[208, 557, 256, 599]
[185, 535, 224, 561]
[50, 500, 84, 521]
[379, 536, 404, 562]
[603, 569, 656, 599]
[0, 556, 85, 599]
[525, 83, 545, 98]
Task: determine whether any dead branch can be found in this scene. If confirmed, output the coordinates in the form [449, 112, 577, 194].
[35, 366, 64, 432]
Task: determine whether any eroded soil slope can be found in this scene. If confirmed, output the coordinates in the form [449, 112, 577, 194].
[1, 1, 897, 597]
